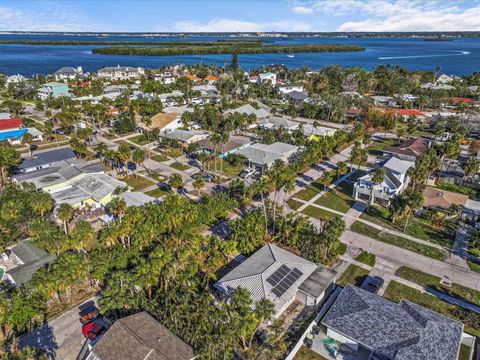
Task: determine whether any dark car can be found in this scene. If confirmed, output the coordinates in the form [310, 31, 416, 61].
[79, 305, 99, 325]
[158, 182, 171, 191]
[192, 172, 213, 182]
[252, 192, 269, 202]
[364, 276, 384, 294]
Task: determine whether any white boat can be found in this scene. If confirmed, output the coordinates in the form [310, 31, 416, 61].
[287, 53, 295, 58]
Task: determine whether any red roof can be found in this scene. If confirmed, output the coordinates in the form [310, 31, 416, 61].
[396, 109, 426, 117]
[445, 97, 475, 104]
[0, 118, 23, 131]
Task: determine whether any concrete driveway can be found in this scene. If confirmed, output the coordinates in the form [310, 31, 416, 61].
[19, 298, 97, 360]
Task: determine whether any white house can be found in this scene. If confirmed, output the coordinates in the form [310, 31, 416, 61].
[259, 72, 277, 85]
[353, 156, 414, 206]
[54, 66, 83, 81]
[235, 141, 299, 171]
[277, 83, 304, 94]
[6, 74, 27, 84]
[97, 66, 144, 80]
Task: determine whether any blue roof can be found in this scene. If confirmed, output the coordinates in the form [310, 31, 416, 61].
[0, 129, 27, 141]
[17, 147, 76, 171]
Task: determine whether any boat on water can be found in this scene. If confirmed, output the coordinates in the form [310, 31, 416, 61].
[287, 53, 295, 58]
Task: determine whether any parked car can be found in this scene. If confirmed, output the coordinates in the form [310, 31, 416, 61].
[239, 168, 255, 179]
[364, 276, 384, 294]
[79, 305, 99, 325]
[192, 172, 213, 182]
[158, 182, 171, 191]
[252, 191, 269, 202]
[82, 317, 109, 340]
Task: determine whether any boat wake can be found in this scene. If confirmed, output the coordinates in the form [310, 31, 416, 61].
[379, 51, 470, 60]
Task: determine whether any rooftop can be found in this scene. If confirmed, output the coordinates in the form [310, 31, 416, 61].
[118, 192, 156, 207]
[16, 147, 76, 171]
[225, 104, 270, 119]
[383, 137, 429, 158]
[422, 186, 469, 210]
[235, 142, 299, 167]
[322, 285, 463, 360]
[91, 311, 194, 360]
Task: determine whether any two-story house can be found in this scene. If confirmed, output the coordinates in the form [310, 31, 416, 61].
[37, 82, 70, 100]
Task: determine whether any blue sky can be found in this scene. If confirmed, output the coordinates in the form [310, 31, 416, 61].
[1, 0, 480, 32]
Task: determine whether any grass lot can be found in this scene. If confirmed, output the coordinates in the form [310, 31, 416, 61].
[302, 205, 335, 220]
[129, 134, 152, 146]
[294, 346, 328, 360]
[360, 205, 455, 247]
[351, 221, 446, 260]
[395, 266, 480, 305]
[145, 187, 170, 198]
[355, 252, 376, 266]
[467, 260, 480, 273]
[293, 170, 337, 201]
[366, 138, 397, 155]
[436, 182, 479, 199]
[287, 198, 304, 211]
[207, 159, 243, 178]
[19, 140, 70, 153]
[170, 162, 190, 171]
[314, 182, 355, 213]
[120, 175, 156, 191]
[336, 264, 369, 288]
[140, 171, 165, 183]
[151, 154, 169, 162]
[459, 344, 472, 360]
[383, 281, 480, 337]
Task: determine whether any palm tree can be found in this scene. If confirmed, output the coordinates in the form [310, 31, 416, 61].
[108, 198, 127, 221]
[56, 203, 74, 236]
[193, 176, 205, 196]
[198, 151, 210, 172]
[169, 173, 183, 193]
[30, 191, 54, 217]
[117, 144, 132, 177]
[320, 171, 333, 192]
[336, 161, 347, 182]
[369, 168, 385, 207]
[403, 190, 424, 232]
[0, 143, 20, 184]
[22, 132, 34, 159]
[463, 158, 480, 185]
[132, 148, 146, 176]
[94, 142, 108, 162]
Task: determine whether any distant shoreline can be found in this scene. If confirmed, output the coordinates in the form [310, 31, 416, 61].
[91, 44, 365, 56]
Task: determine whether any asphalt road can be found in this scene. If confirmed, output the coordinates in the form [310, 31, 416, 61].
[19, 298, 97, 360]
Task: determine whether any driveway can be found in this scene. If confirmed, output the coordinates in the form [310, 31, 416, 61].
[19, 298, 97, 360]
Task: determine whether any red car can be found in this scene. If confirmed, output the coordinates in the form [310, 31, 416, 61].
[82, 317, 109, 340]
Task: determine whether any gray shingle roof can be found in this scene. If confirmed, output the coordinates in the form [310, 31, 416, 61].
[235, 142, 299, 167]
[225, 104, 270, 119]
[322, 285, 463, 360]
[215, 244, 318, 314]
[91, 312, 194, 360]
[16, 148, 76, 171]
[297, 266, 337, 298]
[55, 67, 77, 75]
[7, 240, 56, 286]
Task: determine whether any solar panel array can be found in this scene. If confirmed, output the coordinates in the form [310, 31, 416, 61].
[266, 265, 303, 298]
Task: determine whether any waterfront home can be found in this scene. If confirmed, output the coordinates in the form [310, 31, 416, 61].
[97, 66, 144, 80]
[6, 74, 27, 84]
[37, 82, 70, 100]
[235, 141, 299, 171]
[321, 285, 463, 360]
[0, 117, 27, 144]
[214, 244, 336, 318]
[259, 72, 277, 85]
[54, 66, 83, 81]
[82, 311, 195, 360]
[353, 156, 414, 206]
[203, 74, 219, 84]
[421, 82, 456, 91]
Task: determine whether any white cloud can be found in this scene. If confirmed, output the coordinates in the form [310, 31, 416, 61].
[169, 18, 313, 32]
[291, 0, 480, 31]
[291, 6, 314, 15]
[0, 3, 100, 32]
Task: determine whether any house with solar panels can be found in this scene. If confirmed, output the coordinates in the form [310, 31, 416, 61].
[214, 244, 337, 318]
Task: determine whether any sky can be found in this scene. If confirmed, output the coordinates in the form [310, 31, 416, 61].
[1, 0, 480, 32]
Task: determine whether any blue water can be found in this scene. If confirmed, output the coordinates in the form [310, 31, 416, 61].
[0, 34, 479, 76]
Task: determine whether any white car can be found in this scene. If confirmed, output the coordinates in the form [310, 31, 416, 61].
[240, 168, 255, 179]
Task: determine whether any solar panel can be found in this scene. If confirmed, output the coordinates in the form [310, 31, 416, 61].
[270, 267, 304, 298]
[266, 264, 291, 287]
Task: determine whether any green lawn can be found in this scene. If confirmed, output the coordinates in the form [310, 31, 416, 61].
[140, 171, 165, 183]
[120, 176, 156, 191]
[467, 260, 480, 273]
[287, 199, 304, 211]
[435, 182, 479, 199]
[293, 170, 337, 201]
[360, 206, 455, 247]
[366, 138, 397, 155]
[351, 221, 446, 261]
[314, 182, 355, 214]
[207, 159, 243, 178]
[383, 281, 480, 337]
[151, 154, 169, 162]
[337, 264, 369, 288]
[294, 346, 328, 360]
[145, 187, 170, 198]
[355, 252, 376, 266]
[459, 344, 472, 360]
[395, 266, 480, 305]
[129, 134, 152, 146]
[170, 162, 190, 171]
[302, 205, 335, 220]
